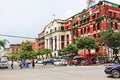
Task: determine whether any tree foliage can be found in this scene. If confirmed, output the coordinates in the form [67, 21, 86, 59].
[99, 29, 120, 54]
[0, 39, 9, 48]
[76, 37, 98, 54]
[42, 49, 51, 58]
[20, 41, 37, 60]
[61, 44, 78, 55]
[21, 41, 33, 52]
[37, 49, 51, 59]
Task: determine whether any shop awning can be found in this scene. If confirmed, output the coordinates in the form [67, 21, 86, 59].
[80, 54, 90, 59]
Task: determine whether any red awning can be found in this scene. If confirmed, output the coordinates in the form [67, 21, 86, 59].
[80, 54, 90, 59]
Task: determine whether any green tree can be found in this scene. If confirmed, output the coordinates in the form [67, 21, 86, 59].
[9, 55, 17, 60]
[42, 49, 51, 59]
[21, 41, 33, 52]
[99, 29, 120, 55]
[37, 50, 45, 59]
[0, 39, 9, 48]
[76, 37, 98, 56]
[61, 44, 78, 56]
[29, 51, 37, 59]
[20, 41, 36, 60]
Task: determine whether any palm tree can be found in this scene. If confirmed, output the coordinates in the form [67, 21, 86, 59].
[0, 39, 9, 48]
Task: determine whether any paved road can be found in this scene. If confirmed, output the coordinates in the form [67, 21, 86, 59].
[0, 62, 119, 80]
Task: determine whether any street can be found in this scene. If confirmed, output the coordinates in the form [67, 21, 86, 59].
[0, 62, 119, 80]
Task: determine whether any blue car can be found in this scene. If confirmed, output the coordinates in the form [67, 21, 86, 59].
[43, 59, 56, 65]
[104, 65, 120, 78]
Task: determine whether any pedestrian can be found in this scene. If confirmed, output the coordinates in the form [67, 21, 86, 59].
[31, 59, 35, 68]
[11, 59, 14, 69]
[19, 60, 22, 69]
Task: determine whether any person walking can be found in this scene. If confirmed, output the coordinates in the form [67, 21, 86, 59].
[31, 59, 35, 68]
[19, 60, 23, 69]
[11, 59, 14, 69]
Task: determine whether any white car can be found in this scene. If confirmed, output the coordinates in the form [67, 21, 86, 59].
[0, 57, 8, 69]
[0, 61, 8, 69]
[37, 60, 43, 64]
[54, 59, 68, 66]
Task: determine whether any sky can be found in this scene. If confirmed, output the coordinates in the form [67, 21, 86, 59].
[0, 0, 120, 46]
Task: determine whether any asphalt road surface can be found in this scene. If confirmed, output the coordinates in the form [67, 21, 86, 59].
[0, 62, 119, 80]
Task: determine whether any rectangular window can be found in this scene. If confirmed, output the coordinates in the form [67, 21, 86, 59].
[98, 33, 100, 38]
[114, 12, 116, 17]
[88, 27, 90, 33]
[93, 34, 96, 39]
[110, 22, 113, 28]
[84, 27, 86, 34]
[75, 30, 78, 37]
[109, 11, 112, 16]
[97, 23, 101, 30]
[93, 24, 96, 31]
[115, 22, 118, 29]
[81, 29, 83, 35]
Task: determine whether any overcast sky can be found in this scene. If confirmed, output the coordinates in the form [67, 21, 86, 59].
[0, 0, 120, 46]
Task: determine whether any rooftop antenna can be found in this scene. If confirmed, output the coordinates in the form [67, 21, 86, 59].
[87, 0, 95, 9]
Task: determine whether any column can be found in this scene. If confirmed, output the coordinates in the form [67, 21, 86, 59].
[48, 38, 50, 49]
[53, 37, 55, 51]
[45, 39, 47, 49]
[69, 34, 72, 44]
[64, 35, 67, 47]
[57, 35, 60, 50]
[59, 35, 61, 49]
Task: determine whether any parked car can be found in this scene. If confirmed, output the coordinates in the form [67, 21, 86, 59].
[104, 65, 120, 78]
[34, 59, 38, 63]
[0, 57, 8, 69]
[37, 60, 43, 64]
[54, 59, 68, 66]
[43, 59, 56, 65]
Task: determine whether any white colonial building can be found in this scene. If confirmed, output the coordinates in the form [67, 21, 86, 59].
[44, 19, 74, 58]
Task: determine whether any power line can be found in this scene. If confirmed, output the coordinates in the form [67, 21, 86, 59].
[0, 34, 36, 39]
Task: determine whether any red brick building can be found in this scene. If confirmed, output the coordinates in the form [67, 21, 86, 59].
[37, 1, 120, 57]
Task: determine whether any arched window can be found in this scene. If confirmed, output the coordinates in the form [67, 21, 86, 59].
[61, 26, 64, 30]
[55, 27, 57, 31]
[115, 22, 118, 29]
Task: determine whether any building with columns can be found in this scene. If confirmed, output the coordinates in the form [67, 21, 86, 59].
[38, 1, 120, 58]
[44, 19, 67, 57]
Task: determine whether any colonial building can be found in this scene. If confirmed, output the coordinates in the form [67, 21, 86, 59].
[64, 0, 120, 56]
[38, 28, 45, 50]
[38, 19, 67, 57]
[38, 1, 120, 58]
[9, 44, 21, 55]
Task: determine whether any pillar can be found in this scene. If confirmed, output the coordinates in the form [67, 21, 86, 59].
[45, 39, 48, 49]
[69, 34, 72, 44]
[57, 35, 60, 50]
[48, 38, 50, 49]
[53, 37, 55, 51]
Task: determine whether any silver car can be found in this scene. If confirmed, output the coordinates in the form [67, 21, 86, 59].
[54, 59, 68, 66]
[0, 61, 8, 69]
[0, 57, 8, 69]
